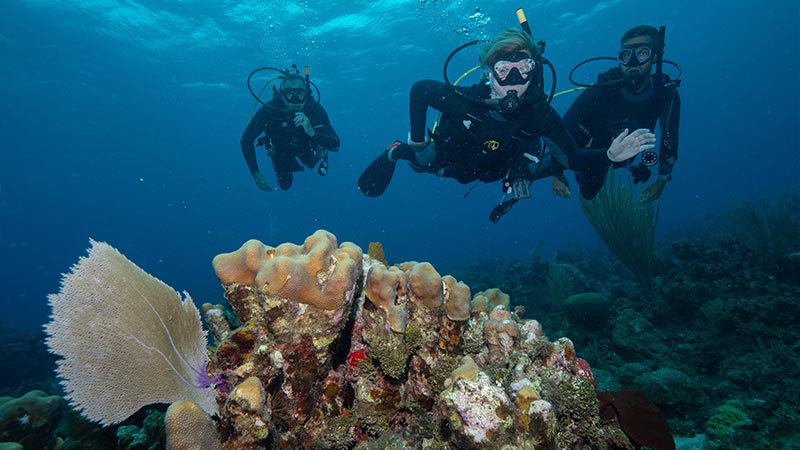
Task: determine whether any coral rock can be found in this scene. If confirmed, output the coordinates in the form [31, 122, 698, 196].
[224, 377, 271, 445]
[574, 358, 597, 387]
[202, 303, 234, 343]
[440, 362, 513, 447]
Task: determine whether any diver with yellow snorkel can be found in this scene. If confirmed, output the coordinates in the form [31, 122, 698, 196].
[357, 9, 656, 222]
[241, 64, 340, 191]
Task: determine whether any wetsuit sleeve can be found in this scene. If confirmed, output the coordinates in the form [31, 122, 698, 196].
[546, 88, 603, 175]
[562, 89, 600, 148]
[309, 104, 340, 151]
[658, 88, 680, 176]
[409, 80, 463, 143]
[538, 106, 611, 172]
[240, 106, 270, 174]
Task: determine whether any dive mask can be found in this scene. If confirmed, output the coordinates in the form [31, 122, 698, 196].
[618, 46, 653, 66]
[492, 52, 535, 86]
[282, 87, 307, 104]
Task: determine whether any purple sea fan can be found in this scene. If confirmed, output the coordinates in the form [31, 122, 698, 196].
[44, 240, 219, 426]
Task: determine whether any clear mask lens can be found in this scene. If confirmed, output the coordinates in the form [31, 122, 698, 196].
[493, 58, 535, 81]
[282, 87, 306, 103]
[618, 46, 652, 66]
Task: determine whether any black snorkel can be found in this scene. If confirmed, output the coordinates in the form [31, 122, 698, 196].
[517, 8, 557, 107]
[655, 25, 666, 79]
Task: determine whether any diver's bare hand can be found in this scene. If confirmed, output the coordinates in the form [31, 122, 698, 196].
[606, 128, 655, 162]
[252, 171, 273, 191]
[551, 175, 571, 198]
[294, 112, 315, 137]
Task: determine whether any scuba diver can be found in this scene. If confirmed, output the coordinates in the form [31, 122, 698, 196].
[357, 20, 656, 223]
[240, 65, 340, 191]
[549, 24, 681, 202]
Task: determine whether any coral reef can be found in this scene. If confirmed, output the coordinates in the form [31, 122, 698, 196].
[38, 230, 682, 449]
[450, 199, 800, 447]
[192, 230, 633, 448]
[29, 190, 800, 448]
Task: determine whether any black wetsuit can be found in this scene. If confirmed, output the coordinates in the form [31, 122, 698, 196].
[240, 97, 339, 190]
[405, 79, 613, 185]
[559, 71, 681, 199]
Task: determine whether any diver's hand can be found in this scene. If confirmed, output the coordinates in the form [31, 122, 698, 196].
[293, 112, 315, 137]
[551, 174, 571, 198]
[606, 128, 656, 162]
[641, 178, 667, 203]
[252, 171, 273, 191]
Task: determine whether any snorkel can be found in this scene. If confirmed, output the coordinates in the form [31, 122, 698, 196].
[515, 6, 554, 100]
[655, 25, 666, 79]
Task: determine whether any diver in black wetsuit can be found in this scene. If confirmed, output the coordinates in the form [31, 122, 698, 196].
[240, 68, 340, 191]
[358, 27, 656, 222]
[549, 25, 681, 202]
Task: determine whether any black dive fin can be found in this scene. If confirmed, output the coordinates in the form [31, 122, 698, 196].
[358, 143, 401, 197]
[489, 198, 519, 223]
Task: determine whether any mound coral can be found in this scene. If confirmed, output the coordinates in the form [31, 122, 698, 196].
[563, 292, 612, 332]
[212, 229, 362, 311]
[0, 390, 63, 449]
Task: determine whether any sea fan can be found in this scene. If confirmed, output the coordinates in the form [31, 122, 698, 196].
[44, 240, 218, 425]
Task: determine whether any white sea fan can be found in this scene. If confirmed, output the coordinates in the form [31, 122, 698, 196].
[44, 240, 219, 425]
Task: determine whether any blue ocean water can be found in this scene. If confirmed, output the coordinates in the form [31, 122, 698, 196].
[1, 0, 798, 336]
